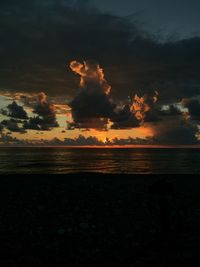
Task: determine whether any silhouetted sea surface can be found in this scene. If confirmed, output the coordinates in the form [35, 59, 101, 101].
[1, 147, 200, 174]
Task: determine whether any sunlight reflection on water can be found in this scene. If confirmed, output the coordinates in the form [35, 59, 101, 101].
[0, 147, 200, 174]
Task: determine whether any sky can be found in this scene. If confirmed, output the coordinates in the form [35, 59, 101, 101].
[94, 0, 200, 39]
[0, 0, 200, 146]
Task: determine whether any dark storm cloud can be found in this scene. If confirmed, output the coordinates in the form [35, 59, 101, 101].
[182, 98, 200, 121]
[0, 1, 199, 145]
[1, 0, 200, 105]
[34, 93, 56, 119]
[29, 92, 59, 130]
[152, 117, 199, 145]
[111, 105, 140, 129]
[1, 119, 26, 133]
[69, 60, 116, 129]
[7, 101, 28, 119]
[24, 116, 58, 131]
[143, 104, 183, 125]
[155, 125, 199, 145]
[137, 103, 182, 124]
[69, 90, 113, 128]
[144, 110, 160, 123]
[23, 117, 41, 131]
[69, 60, 160, 130]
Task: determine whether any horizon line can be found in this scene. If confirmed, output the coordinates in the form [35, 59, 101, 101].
[1, 145, 200, 149]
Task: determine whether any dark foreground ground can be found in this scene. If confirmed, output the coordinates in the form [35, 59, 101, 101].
[0, 174, 200, 267]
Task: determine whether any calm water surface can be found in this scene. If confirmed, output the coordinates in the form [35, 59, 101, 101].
[0, 147, 200, 174]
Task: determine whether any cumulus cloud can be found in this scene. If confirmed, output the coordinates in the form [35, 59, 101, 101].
[0, 92, 59, 132]
[0, 134, 152, 146]
[7, 101, 28, 119]
[34, 92, 56, 119]
[159, 104, 182, 116]
[70, 60, 111, 95]
[1, 119, 26, 133]
[182, 98, 200, 121]
[69, 60, 115, 129]
[25, 92, 59, 130]
[23, 117, 41, 130]
[45, 135, 154, 146]
[130, 91, 159, 121]
[69, 60, 160, 130]
[111, 104, 140, 129]
[0, 133, 29, 146]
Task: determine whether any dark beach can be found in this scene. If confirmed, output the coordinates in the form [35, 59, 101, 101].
[1, 174, 200, 267]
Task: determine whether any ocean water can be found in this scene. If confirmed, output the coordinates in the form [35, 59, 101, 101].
[0, 147, 200, 174]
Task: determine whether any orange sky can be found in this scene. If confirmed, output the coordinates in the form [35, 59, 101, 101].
[12, 124, 153, 142]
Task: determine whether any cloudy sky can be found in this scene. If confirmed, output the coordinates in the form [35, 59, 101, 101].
[95, 0, 200, 38]
[0, 0, 200, 146]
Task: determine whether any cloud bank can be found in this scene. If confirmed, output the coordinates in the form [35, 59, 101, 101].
[0, 0, 200, 105]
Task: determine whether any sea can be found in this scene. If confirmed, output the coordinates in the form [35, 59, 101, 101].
[0, 147, 200, 174]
